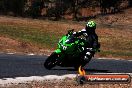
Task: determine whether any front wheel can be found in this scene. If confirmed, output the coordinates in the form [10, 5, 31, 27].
[44, 52, 58, 70]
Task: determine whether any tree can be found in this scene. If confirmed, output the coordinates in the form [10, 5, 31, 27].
[30, 0, 43, 18]
[11, 0, 27, 16]
[129, 0, 132, 7]
[100, 0, 121, 14]
[0, 0, 27, 16]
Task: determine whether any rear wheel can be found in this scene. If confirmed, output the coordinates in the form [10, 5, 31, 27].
[44, 52, 58, 70]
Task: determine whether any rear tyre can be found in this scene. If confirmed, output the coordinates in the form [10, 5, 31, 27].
[44, 52, 58, 70]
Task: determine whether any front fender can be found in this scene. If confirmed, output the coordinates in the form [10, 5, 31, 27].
[55, 49, 61, 54]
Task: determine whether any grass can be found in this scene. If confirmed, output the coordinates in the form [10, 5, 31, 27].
[97, 27, 132, 59]
[0, 16, 131, 59]
[0, 24, 60, 49]
[99, 50, 132, 57]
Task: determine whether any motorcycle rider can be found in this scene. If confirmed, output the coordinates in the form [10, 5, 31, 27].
[72, 20, 100, 61]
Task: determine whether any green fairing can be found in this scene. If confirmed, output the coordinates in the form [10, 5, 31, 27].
[55, 36, 67, 54]
[55, 32, 86, 56]
[55, 49, 61, 54]
[44, 29, 100, 70]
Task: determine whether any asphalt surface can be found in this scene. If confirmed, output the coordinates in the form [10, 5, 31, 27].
[0, 53, 132, 78]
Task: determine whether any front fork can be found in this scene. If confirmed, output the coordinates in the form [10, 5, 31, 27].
[54, 49, 63, 65]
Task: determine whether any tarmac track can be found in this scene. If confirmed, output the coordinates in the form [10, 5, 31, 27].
[0, 53, 132, 79]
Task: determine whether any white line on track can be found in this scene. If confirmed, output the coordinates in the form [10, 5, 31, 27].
[27, 53, 36, 56]
[7, 53, 15, 55]
[2, 52, 132, 62]
[98, 58, 121, 60]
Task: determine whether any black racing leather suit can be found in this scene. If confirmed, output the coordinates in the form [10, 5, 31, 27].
[73, 28, 100, 61]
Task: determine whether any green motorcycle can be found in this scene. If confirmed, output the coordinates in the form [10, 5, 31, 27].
[44, 29, 97, 70]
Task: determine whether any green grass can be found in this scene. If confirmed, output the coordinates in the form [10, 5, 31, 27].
[100, 50, 132, 57]
[99, 36, 132, 52]
[0, 21, 131, 59]
[0, 24, 60, 48]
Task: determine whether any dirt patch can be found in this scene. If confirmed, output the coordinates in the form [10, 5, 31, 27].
[0, 36, 53, 55]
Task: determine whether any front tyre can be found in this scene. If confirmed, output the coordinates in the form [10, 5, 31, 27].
[44, 52, 58, 70]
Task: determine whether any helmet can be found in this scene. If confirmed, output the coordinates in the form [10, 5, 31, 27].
[86, 21, 96, 30]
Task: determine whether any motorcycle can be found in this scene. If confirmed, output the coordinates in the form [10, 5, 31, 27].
[44, 29, 99, 70]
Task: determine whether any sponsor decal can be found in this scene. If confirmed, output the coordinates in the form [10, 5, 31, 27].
[76, 66, 131, 84]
